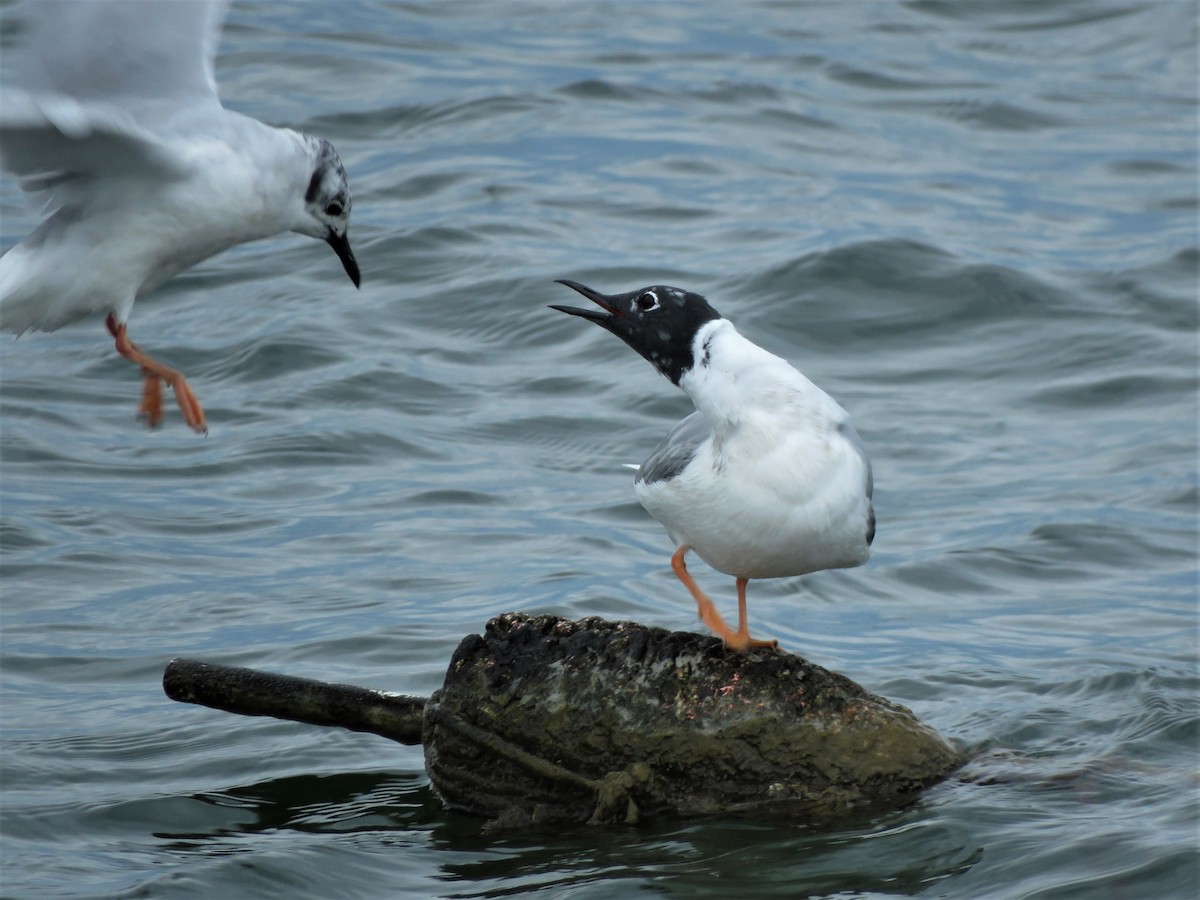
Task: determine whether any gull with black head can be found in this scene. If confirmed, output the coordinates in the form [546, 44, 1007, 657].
[0, 0, 361, 433]
[552, 279, 875, 653]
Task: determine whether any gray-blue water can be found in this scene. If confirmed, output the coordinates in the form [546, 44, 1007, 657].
[1, 1, 1197, 897]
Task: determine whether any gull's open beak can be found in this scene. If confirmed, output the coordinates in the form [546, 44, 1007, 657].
[550, 279, 622, 325]
[326, 229, 361, 288]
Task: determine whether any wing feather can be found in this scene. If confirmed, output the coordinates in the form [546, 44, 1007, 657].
[636, 411, 710, 486]
[11, 0, 229, 105]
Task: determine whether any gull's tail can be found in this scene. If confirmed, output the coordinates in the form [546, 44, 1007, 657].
[0, 240, 111, 334]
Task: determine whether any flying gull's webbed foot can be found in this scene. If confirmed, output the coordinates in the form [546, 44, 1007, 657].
[107, 314, 207, 434]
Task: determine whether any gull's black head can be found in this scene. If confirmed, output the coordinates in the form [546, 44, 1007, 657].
[551, 280, 722, 384]
[301, 138, 360, 288]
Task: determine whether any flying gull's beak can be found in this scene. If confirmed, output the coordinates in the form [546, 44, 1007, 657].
[326, 229, 361, 288]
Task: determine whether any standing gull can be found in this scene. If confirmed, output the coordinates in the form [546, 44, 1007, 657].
[552, 280, 875, 653]
[0, 0, 361, 433]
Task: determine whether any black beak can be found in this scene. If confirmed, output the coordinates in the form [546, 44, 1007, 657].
[550, 279, 623, 327]
[326, 229, 361, 288]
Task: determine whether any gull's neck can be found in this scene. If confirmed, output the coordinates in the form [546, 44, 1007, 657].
[679, 319, 825, 429]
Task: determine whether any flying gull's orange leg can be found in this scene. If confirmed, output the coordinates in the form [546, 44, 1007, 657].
[106, 314, 207, 433]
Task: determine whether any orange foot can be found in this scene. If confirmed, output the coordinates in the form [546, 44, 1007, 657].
[670, 546, 779, 654]
[107, 314, 207, 434]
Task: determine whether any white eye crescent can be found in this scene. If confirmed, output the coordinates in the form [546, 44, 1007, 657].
[637, 290, 659, 312]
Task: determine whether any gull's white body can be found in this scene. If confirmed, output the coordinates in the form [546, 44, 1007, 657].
[1, 110, 319, 332]
[0, 0, 332, 334]
[635, 319, 873, 580]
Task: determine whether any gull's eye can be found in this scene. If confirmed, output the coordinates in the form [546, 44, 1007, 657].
[324, 201, 344, 217]
[637, 291, 658, 311]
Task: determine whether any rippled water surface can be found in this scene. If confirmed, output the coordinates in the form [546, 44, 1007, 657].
[1, 1, 1197, 897]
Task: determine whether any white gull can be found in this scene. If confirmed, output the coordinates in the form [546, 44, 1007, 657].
[0, 0, 360, 432]
[552, 279, 874, 653]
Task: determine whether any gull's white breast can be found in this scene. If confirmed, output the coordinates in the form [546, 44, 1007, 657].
[634, 320, 873, 579]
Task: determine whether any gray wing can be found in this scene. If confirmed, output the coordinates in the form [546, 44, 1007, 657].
[635, 411, 710, 486]
[0, 0, 230, 201]
[12, 0, 228, 105]
[0, 94, 185, 196]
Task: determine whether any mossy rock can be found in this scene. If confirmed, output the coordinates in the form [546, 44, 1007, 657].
[423, 612, 962, 830]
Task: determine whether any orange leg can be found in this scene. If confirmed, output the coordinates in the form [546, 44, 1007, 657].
[106, 314, 207, 433]
[670, 547, 776, 653]
[734, 576, 779, 652]
[138, 367, 165, 426]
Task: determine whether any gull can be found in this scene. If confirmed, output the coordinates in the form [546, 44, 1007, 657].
[552, 280, 875, 653]
[0, 0, 361, 433]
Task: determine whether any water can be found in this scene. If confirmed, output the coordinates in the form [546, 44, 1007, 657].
[1, 0, 1196, 896]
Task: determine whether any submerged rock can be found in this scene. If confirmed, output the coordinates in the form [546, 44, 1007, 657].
[423, 612, 962, 830]
[164, 612, 961, 832]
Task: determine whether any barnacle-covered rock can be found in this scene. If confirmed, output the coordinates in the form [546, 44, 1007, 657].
[423, 612, 961, 830]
